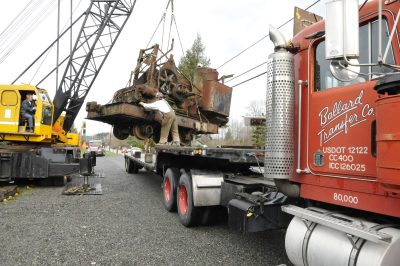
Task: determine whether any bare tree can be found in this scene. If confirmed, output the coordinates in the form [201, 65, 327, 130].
[246, 100, 266, 116]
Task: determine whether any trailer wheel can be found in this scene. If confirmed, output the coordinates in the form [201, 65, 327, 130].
[53, 176, 68, 187]
[39, 178, 53, 186]
[125, 158, 131, 173]
[177, 172, 202, 227]
[163, 168, 179, 212]
[125, 158, 137, 174]
[132, 162, 140, 174]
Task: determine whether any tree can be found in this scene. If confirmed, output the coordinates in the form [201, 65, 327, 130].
[246, 100, 266, 117]
[178, 34, 210, 82]
[125, 136, 144, 150]
[225, 128, 233, 141]
[246, 100, 266, 148]
[252, 125, 266, 148]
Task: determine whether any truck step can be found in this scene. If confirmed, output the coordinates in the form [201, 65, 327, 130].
[282, 205, 392, 244]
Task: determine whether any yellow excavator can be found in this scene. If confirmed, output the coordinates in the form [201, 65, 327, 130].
[0, 0, 136, 185]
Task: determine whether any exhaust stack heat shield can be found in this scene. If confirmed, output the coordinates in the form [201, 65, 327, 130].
[264, 46, 295, 179]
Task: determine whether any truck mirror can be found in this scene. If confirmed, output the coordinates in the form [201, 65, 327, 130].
[325, 0, 359, 60]
[329, 58, 360, 82]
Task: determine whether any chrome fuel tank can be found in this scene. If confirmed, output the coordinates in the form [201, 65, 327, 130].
[285, 208, 400, 266]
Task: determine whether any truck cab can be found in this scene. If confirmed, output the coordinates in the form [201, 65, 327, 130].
[264, 1, 400, 264]
[288, 0, 400, 217]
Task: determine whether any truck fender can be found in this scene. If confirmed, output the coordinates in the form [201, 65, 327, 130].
[189, 170, 223, 207]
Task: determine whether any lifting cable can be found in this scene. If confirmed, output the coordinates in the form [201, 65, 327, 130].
[0, 0, 49, 60]
[0, 0, 61, 64]
[172, 12, 185, 56]
[146, 0, 171, 48]
[166, 0, 174, 51]
[12, 0, 84, 85]
[29, 0, 85, 84]
[128, 0, 185, 87]
[216, 0, 321, 70]
[0, 0, 37, 45]
[160, 8, 167, 50]
[145, 0, 185, 56]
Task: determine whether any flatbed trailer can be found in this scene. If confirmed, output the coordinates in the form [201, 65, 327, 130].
[124, 145, 291, 230]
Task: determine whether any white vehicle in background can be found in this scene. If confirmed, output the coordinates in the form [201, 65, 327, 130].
[130, 147, 142, 157]
[88, 140, 105, 156]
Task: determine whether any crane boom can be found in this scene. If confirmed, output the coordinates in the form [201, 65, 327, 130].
[53, 0, 136, 132]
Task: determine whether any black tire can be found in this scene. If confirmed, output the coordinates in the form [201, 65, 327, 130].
[132, 162, 139, 174]
[113, 127, 129, 140]
[162, 168, 180, 212]
[126, 158, 139, 174]
[126, 158, 133, 173]
[53, 176, 68, 187]
[177, 172, 203, 227]
[39, 178, 53, 186]
[125, 157, 130, 173]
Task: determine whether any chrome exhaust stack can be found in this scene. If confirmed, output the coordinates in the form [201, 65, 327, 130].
[265, 25, 296, 184]
[269, 25, 288, 51]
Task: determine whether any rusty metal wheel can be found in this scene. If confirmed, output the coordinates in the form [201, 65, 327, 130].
[158, 69, 177, 95]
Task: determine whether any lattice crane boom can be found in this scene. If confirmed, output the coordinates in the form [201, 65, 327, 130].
[53, 0, 136, 132]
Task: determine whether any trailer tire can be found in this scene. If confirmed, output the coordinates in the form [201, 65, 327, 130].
[125, 158, 136, 174]
[132, 162, 139, 174]
[53, 176, 68, 187]
[39, 178, 53, 186]
[125, 158, 130, 173]
[162, 168, 180, 212]
[177, 172, 202, 227]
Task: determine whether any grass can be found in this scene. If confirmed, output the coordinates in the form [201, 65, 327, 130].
[105, 151, 118, 156]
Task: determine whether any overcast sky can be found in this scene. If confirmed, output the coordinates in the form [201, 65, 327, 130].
[0, 0, 326, 136]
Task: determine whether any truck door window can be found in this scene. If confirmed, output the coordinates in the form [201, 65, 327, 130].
[315, 19, 396, 91]
[371, 19, 396, 74]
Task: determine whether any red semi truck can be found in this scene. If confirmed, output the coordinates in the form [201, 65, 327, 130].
[124, 0, 400, 265]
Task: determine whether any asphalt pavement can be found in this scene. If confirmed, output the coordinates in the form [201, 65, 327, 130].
[0, 155, 290, 265]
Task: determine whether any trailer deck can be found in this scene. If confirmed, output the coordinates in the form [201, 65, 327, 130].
[124, 145, 265, 175]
